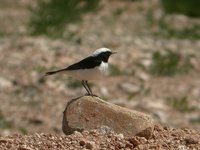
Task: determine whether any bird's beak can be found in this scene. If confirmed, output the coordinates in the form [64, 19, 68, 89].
[111, 51, 117, 55]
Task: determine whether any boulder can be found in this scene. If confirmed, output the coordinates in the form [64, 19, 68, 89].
[62, 96, 154, 139]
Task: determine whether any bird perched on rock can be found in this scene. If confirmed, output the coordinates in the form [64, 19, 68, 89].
[45, 48, 116, 96]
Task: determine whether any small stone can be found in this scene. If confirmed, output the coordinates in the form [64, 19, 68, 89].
[74, 131, 83, 137]
[100, 86, 109, 96]
[154, 125, 163, 132]
[99, 126, 112, 135]
[141, 59, 152, 68]
[125, 142, 133, 149]
[185, 136, 199, 144]
[85, 141, 94, 149]
[136, 127, 153, 140]
[128, 137, 140, 146]
[82, 131, 89, 135]
[137, 72, 150, 81]
[114, 141, 124, 149]
[140, 137, 147, 144]
[120, 83, 140, 94]
[115, 134, 124, 139]
[18, 146, 33, 150]
[0, 76, 12, 89]
[0, 139, 8, 143]
[79, 140, 86, 146]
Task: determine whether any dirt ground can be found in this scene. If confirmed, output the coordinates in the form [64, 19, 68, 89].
[0, 0, 200, 146]
[0, 125, 200, 150]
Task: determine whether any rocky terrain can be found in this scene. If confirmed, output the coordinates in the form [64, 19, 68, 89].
[0, 0, 200, 149]
[0, 125, 200, 150]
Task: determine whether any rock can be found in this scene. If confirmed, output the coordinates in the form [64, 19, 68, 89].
[184, 135, 199, 144]
[62, 96, 154, 139]
[140, 58, 152, 68]
[79, 140, 86, 146]
[0, 76, 12, 89]
[120, 83, 141, 94]
[128, 137, 141, 146]
[136, 71, 150, 81]
[85, 141, 95, 149]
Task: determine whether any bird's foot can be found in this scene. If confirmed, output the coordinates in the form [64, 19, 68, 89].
[84, 93, 98, 97]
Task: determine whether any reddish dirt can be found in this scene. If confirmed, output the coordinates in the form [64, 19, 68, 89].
[0, 1, 200, 149]
[0, 125, 199, 150]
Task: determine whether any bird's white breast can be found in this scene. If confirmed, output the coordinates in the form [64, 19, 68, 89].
[99, 61, 108, 73]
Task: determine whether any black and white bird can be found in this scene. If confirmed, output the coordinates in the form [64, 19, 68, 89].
[45, 48, 116, 96]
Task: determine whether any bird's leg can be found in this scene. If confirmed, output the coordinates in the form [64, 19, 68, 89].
[81, 80, 89, 95]
[82, 80, 91, 95]
[85, 81, 93, 96]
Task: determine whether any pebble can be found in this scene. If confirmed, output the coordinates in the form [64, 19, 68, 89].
[79, 140, 85, 146]
[120, 83, 140, 94]
[0, 77, 12, 89]
[185, 136, 199, 144]
[74, 131, 83, 137]
[85, 141, 95, 149]
[128, 137, 140, 146]
[115, 133, 124, 139]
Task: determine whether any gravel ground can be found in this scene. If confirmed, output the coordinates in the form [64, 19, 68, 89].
[0, 125, 199, 150]
[0, 0, 200, 143]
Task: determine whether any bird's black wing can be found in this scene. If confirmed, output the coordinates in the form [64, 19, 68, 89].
[45, 56, 101, 76]
[65, 56, 101, 70]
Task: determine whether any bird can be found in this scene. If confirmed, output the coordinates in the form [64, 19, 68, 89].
[45, 48, 116, 96]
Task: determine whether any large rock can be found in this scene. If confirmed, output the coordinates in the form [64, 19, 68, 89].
[62, 96, 154, 139]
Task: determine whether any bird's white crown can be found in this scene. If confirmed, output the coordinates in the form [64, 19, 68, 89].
[92, 48, 111, 56]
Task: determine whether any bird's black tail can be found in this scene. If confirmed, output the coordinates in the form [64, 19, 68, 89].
[45, 68, 67, 76]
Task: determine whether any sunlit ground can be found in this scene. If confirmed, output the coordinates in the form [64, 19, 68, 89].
[0, 0, 200, 136]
